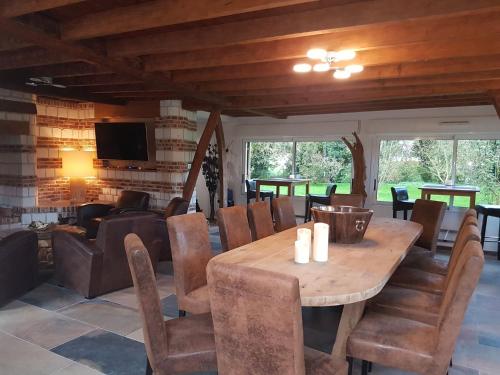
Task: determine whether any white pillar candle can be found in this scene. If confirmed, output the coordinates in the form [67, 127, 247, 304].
[313, 222, 329, 262]
[294, 239, 310, 264]
[297, 228, 312, 254]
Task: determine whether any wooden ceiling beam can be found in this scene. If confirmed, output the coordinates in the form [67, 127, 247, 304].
[109, 9, 500, 57]
[0, 47, 76, 70]
[0, 0, 86, 18]
[62, 0, 320, 40]
[228, 81, 500, 109]
[144, 34, 500, 71]
[9, 62, 112, 78]
[491, 90, 500, 118]
[55, 73, 142, 87]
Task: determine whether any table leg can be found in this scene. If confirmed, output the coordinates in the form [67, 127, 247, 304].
[306, 182, 310, 196]
[287, 182, 292, 197]
[470, 193, 476, 209]
[255, 182, 261, 202]
[276, 185, 280, 198]
[421, 190, 426, 199]
[331, 300, 367, 375]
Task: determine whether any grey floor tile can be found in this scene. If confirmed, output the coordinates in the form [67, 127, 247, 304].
[99, 287, 139, 310]
[50, 362, 105, 375]
[0, 300, 95, 349]
[52, 329, 146, 375]
[20, 283, 84, 311]
[160, 294, 179, 317]
[0, 331, 72, 375]
[58, 300, 142, 336]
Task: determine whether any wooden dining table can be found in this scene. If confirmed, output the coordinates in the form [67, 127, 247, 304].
[254, 177, 311, 201]
[419, 184, 480, 208]
[211, 217, 423, 374]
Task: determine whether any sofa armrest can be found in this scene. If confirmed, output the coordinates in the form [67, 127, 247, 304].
[52, 230, 104, 298]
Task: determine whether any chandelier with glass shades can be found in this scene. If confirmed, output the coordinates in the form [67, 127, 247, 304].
[293, 48, 364, 79]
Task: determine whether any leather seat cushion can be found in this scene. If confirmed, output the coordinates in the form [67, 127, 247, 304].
[400, 252, 448, 275]
[370, 285, 441, 325]
[389, 267, 445, 295]
[182, 285, 211, 314]
[163, 312, 217, 372]
[304, 346, 338, 374]
[347, 311, 436, 373]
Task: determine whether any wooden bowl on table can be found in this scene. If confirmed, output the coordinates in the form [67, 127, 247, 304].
[311, 205, 373, 244]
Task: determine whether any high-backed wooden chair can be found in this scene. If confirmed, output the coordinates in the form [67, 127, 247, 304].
[207, 261, 336, 375]
[247, 201, 275, 241]
[330, 193, 364, 208]
[409, 199, 447, 257]
[216, 205, 253, 251]
[272, 196, 297, 232]
[348, 240, 484, 375]
[167, 213, 212, 316]
[124, 234, 217, 375]
[390, 186, 415, 220]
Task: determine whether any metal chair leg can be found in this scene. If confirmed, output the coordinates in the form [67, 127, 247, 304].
[347, 357, 353, 375]
[146, 358, 153, 375]
[178, 310, 186, 317]
[392, 209, 397, 219]
[361, 360, 369, 375]
[368, 361, 372, 372]
[403, 209, 408, 220]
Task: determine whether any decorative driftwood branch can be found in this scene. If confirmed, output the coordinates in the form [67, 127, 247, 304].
[341, 131, 367, 201]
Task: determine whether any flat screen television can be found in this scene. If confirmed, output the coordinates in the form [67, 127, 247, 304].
[95, 122, 149, 161]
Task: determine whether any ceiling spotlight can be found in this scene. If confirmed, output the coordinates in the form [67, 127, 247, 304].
[307, 48, 327, 60]
[313, 63, 330, 72]
[293, 63, 312, 73]
[345, 64, 364, 73]
[333, 70, 351, 79]
[335, 50, 356, 61]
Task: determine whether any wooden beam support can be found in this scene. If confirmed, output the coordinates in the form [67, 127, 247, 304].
[491, 91, 500, 118]
[0, 0, 85, 18]
[0, 47, 76, 71]
[183, 111, 221, 203]
[62, 0, 319, 40]
[215, 119, 225, 208]
[109, 9, 500, 57]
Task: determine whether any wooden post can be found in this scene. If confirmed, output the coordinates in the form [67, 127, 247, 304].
[215, 118, 225, 208]
[491, 91, 500, 119]
[182, 110, 221, 203]
[342, 132, 367, 202]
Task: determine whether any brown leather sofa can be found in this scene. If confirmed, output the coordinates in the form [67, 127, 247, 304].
[0, 231, 38, 306]
[53, 212, 163, 298]
[77, 190, 151, 238]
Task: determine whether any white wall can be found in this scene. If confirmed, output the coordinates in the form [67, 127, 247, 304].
[196, 105, 500, 250]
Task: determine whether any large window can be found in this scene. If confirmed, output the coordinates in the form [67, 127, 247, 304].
[246, 140, 352, 196]
[377, 138, 500, 206]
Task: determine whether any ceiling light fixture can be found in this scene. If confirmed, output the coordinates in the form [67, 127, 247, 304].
[294, 49, 363, 80]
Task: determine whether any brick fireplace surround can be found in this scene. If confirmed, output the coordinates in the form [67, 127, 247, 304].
[0, 89, 197, 230]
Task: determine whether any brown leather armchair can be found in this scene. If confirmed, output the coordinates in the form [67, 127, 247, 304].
[0, 231, 38, 306]
[77, 190, 151, 238]
[53, 212, 162, 298]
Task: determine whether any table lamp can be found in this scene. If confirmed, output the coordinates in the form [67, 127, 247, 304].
[60, 149, 96, 203]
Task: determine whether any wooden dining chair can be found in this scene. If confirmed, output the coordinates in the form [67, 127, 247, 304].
[409, 199, 447, 257]
[272, 196, 297, 232]
[124, 233, 217, 375]
[330, 193, 364, 207]
[167, 212, 212, 316]
[216, 205, 253, 251]
[247, 200, 275, 241]
[389, 223, 480, 295]
[207, 261, 337, 375]
[348, 240, 484, 375]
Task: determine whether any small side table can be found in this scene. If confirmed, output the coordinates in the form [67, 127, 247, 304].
[475, 204, 500, 259]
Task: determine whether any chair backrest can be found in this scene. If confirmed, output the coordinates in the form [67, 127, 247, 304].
[434, 240, 483, 374]
[124, 234, 169, 372]
[410, 199, 446, 254]
[325, 183, 338, 197]
[330, 193, 364, 208]
[164, 197, 189, 218]
[272, 196, 297, 232]
[216, 206, 253, 251]
[245, 179, 257, 191]
[391, 187, 409, 202]
[116, 190, 150, 210]
[167, 213, 213, 298]
[247, 201, 275, 241]
[207, 261, 306, 375]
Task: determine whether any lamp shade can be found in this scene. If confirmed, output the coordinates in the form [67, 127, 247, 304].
[61, 149, 95, 178]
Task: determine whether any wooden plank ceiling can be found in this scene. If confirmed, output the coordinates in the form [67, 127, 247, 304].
[0, 0, 500, 118]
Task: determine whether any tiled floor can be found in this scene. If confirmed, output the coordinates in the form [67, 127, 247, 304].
[1, 226, 499, 374]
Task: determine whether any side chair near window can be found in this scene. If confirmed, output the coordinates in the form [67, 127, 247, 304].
[304, 183, 337, 222]
[407, 199, 447, 257]
[167, 212, 212, 317]
[347, 238, 484, 375]
[272, 196, 297, 232]
[216, 205, 253, 251]
[247, 200, 275, 241]
[330, 193, 365, 208]
[391, 186, 415, 220]
[207, 261, 337, 375]
[246, 179, 274, 205]
[475, 204, 500, 260]
[124, 234, 217, 375]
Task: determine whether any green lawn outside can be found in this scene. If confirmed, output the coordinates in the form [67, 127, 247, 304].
[259, 181, 484, 207]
